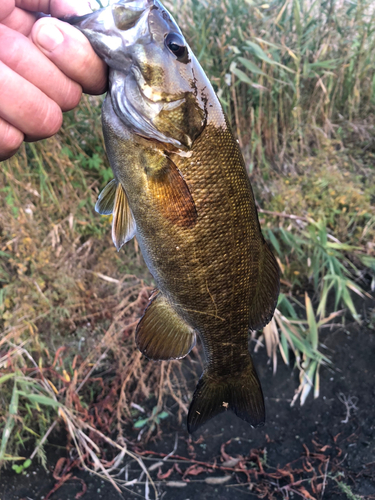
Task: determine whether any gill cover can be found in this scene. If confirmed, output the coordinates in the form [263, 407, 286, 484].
[68, 0, 206, 150]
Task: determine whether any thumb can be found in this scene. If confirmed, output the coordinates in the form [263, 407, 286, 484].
[32, 17, 107, 95]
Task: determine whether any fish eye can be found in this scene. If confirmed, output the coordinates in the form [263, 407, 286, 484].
[165, 33, 189, 63]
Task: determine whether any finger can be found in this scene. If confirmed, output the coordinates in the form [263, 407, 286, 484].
[2, 7, 36, 36]
[15, 0, 91, 17]
[0, 61, 62, 141]
[0, 24, 82, 111]
[0, 117, 24, 162]
[32, 18, 107, 95]
[0, 0, 14, 23]
[4, 2, 91, 38]
[50, 0, 92, 18]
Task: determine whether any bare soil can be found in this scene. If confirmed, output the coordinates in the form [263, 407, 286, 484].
[1, 309, 374, 500]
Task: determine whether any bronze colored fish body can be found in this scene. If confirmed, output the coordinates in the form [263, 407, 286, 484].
[70, 0, 280, 433]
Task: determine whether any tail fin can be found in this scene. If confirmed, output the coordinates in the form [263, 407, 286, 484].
[187, 358, 265, 433]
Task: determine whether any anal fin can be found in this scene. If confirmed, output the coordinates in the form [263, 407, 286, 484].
[136, 291, 196, 360]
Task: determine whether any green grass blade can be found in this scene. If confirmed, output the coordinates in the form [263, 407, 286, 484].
[0, 373, 16, 386]
[16, 391, 60, 409]
[237, 57, 268, 77]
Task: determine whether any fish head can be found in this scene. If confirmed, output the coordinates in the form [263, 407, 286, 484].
[69, 0, 209, 150]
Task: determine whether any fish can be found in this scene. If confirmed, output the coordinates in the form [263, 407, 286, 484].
[68, 0, 280, 433]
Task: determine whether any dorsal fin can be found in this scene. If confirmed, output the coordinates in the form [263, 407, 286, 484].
[136, 291, 196, 360]
[95, 179, 117, 215]
[249, 240, 280, 330]
[112, 183, 136, 251]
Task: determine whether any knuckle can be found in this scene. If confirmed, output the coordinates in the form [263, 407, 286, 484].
[0, 3, 13, 22]
[0, 28, 23, 69]
[0, 69, 12, 97]
[34, 1, 52, 15]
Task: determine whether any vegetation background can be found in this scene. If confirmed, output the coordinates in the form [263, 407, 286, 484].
[0, 0, 374, 495]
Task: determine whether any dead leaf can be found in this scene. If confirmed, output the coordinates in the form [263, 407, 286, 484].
[183, 465, 206, 478]
[157, 466, 175, 480]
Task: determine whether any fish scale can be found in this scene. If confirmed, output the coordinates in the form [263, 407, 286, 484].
[68, 0, 280, 433]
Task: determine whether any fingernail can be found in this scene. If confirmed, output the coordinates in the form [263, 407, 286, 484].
[36, 24, 64, 52]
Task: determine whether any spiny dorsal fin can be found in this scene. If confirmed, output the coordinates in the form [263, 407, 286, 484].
[136, 291, 196, 360]
[146, 156, 197, 228]
[249, 240, 280, 331]
[95, 179, 118, 215]
[112, 183, 136, 251]
[187, 357, 265, 434]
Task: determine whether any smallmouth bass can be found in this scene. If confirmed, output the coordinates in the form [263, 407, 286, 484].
[69, 0, 280, 433]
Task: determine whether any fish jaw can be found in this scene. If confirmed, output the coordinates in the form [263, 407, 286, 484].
[67, 1, 188, 89]
[66, 1, 152, 70]
[66, 1, 209, 149]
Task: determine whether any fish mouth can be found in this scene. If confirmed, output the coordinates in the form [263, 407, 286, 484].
[66, 1, 156, 69]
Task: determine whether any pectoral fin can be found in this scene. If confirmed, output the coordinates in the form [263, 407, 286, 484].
[136, 291, 196, 360]
[147, 156, 197, 227]
[112, 183, 136, 251]
[95, 179, 117, 215]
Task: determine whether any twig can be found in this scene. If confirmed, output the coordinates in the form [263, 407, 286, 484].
[258, 208, 310, 222]
[321, 458, 329, 499]
[84, 269, 139, 284]
[76, 349, 110, 394]
[30, 421, 57, 460]
[163, 433, 179, 462]
[231, 73, 243, 149]
[337, 393, 358, 423]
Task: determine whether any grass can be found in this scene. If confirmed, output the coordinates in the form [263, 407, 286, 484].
[0, 0, 374, 488]
[171, 0, 375, 169]
[170, 0, 375, 402]
[334, 474, 364, 500]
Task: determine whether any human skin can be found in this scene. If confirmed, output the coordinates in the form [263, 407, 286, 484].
[0, 0, 108, 161]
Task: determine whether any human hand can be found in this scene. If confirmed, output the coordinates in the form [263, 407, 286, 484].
[0, 0, 108, 161]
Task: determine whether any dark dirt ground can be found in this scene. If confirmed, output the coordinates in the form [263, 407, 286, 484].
[1, 312, 374, 500]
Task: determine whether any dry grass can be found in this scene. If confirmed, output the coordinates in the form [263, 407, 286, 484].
[1, 0, 375, 487]
[171, 0, 375, 170]
[0, 98, 202, 472]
